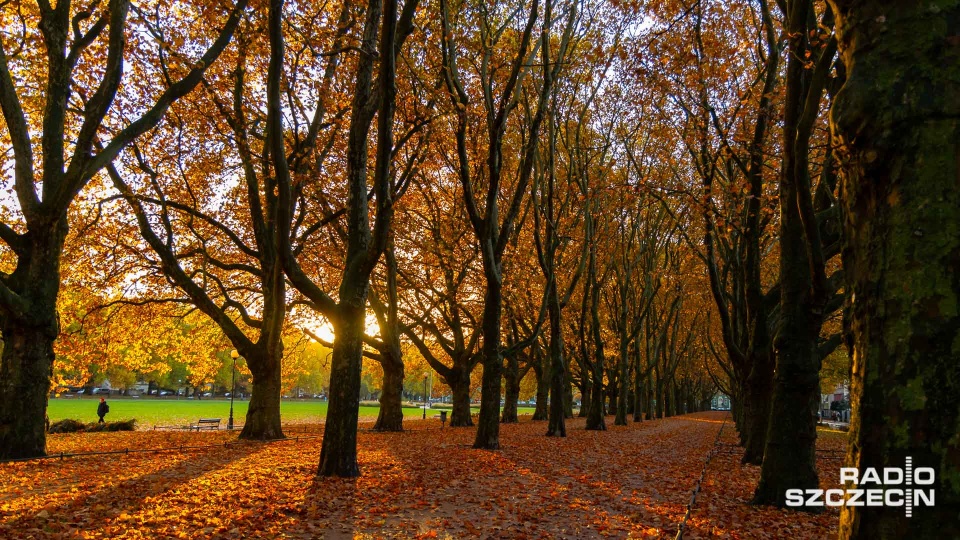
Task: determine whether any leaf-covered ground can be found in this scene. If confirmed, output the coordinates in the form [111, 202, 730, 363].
[0, 412, 843, 538]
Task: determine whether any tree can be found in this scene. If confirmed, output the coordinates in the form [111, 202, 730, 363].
[753, 0, 842, 505]
[108, 106, 289, 438]
[439, 0, 567, 449]
[396, 173, 483, 427]
[0, 0, 247, 459]
[829, 0, 960, 535]
[531, 7, 623, 433]
[644, 0, 781, 462]
[272, 0, 423, 476]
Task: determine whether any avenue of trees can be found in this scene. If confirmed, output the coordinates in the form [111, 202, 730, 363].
[0, 0, 956, 536]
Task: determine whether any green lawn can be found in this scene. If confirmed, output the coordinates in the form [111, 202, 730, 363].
[46, 397, 537, 427]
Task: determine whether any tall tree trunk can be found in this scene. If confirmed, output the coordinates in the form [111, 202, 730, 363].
[374, 349, 404, 432]
[372, 228, 405, 433]
[664, 382, 674, 418]
[678, 384, 684, 415]
[585, 248, 606, 431]
[448, 368, 474, 427]
[632, 343, 643, 421]
[640, 380, 650, 421]
[741, 347, 774, 464]
[241, 350, 284, 440]
[546, 280, 567, 436]
[754, 300, 821, 504]
[738, 0, 778, 464]
[474, 282, 503, 448]
[753, 0, 833, 506]
[732, 394, 746, 444]
[578, 371, 591, 418]
[311, 0, 403, 476]
[633, 389, 643, 422]
[0, 224, 67, 459]
[614, 340, 629, 425]
[501, 353, 521, 423]
[830, 0, 960, 535]
[0, 320, 58, 459]
[586, 360, 606, 430]
[318, 303, 366, 477]
[546, 363, 566, 436]
[531, 361, 549, 421]
[655, 368, 664, 419]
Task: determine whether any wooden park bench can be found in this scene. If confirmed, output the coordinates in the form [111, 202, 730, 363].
[191, 418, 221, 431]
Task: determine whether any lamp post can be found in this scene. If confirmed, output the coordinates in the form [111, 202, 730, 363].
[423, 374, 428, 420]
[229, 350, 239, 430]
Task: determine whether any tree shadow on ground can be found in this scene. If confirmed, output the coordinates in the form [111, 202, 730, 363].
[0, 441, 255, 537]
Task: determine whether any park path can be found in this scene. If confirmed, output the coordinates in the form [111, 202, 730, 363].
[0, 412, 839, 539]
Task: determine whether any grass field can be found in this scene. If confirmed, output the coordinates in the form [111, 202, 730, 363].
[46, 397, 536, 427]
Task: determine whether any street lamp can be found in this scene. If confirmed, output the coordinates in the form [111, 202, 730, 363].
[423, 374, 428, 420]
[229, 350, 239, 430]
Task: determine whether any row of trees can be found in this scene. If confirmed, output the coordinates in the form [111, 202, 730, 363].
[1, 0, 956, 535]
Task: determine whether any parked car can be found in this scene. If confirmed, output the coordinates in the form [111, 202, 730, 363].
[159, 390, 172, 396]
[92, 388, 110, 395]
[202, 392, 212, 397]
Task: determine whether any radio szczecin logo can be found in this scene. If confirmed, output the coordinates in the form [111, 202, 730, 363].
[786, 457, 935, 516]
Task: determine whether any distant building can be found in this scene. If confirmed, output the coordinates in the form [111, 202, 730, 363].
[711, 394, 731, 411]
[821, 383, 850, 421]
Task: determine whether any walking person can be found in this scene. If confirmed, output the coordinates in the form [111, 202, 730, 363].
[97, 397, 109, 424]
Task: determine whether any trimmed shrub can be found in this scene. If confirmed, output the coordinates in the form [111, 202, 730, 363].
[107, 419, 137, 431]
[47, 419, 137, 433]
[48, 419, 86, 433]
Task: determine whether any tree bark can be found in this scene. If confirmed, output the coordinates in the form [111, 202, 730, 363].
[240, 350, 285, 440]
[753, 301, 821, 504]
[531, 361, 549, 421]
[448, 371, 474, 427]
[546, 277, 567, 436]
[0, 317, 59, 459]
[474, 283, 504, 449]
[577, 371, 591, 418]
[614, 338, 629, 426]
[0, 220, 65, 459]
[632, 344, 643, 421]
[829, 0, 960, 535]
[545, 346, 567, 436]
[741, 347, 773, 464]
[318, 305, 366, 477]
[753, 0, 832, 505]
[501, 353, 521, 423]
[585, 361, 606, 429]
[374, 349, 405, 432]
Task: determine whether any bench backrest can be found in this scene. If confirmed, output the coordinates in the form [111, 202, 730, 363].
[197, 418, 221, 424]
